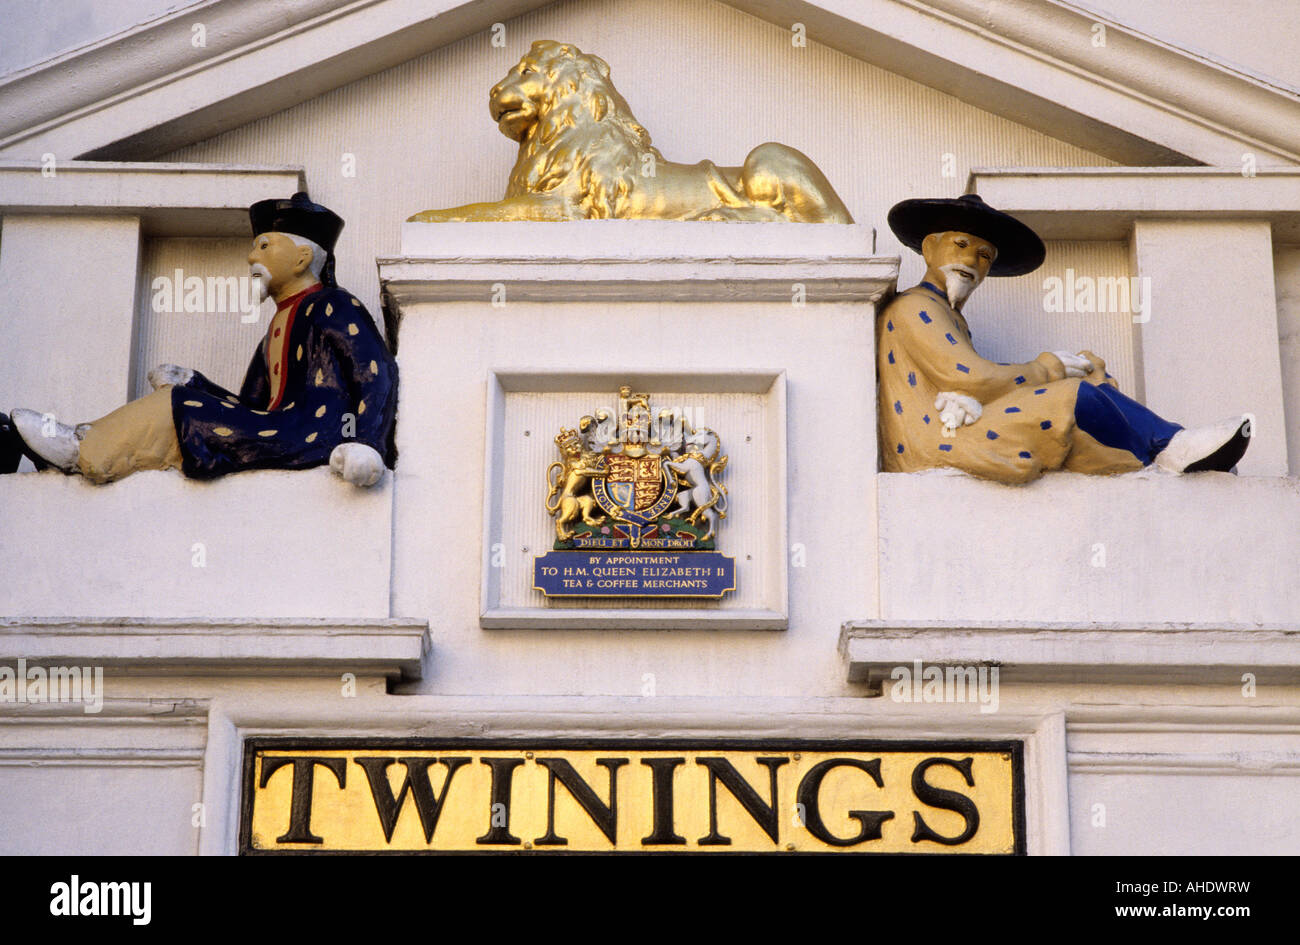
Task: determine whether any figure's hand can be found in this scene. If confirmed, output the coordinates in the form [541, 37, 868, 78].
[1077, 350, 1114, 385]
[148, 364, 194, 390]
[329, 442, 385, 487]
[1051, 351, 1094, 378]
[1078, 350, 1106, 374]
[935, 392, 982, 433]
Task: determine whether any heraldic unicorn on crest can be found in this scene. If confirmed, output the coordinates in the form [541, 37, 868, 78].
[664, 428, 728, 543]
[544, 386, 728, 551]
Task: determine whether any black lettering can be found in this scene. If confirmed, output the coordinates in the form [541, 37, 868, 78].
[258, 754, 347, 844]
[476, 757, 525, 845]
[910, 757, 980, 846]
[355, 756, 470, 843]
[697, 756, 788, 845]
[641, 757, 686, 846]
[535, 757, 627, 846]
[796, 758, 895, 846]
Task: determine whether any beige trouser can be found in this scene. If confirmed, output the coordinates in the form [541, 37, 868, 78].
[76, 386, 183, 484]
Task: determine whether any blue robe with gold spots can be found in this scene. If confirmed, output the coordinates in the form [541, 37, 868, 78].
[170, 284, 397, 479]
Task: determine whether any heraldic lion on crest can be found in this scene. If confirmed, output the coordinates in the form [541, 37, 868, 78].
[408, 40, 853, 223]
[545, 428, 608, 542]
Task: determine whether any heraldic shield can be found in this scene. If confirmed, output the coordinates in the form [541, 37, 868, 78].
[593, 453, 676, 524]
[535, 385, 735, 599]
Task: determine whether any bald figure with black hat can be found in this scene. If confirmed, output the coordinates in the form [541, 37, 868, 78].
[878, 194, 1251, 483]
[8, 192, 398, 486]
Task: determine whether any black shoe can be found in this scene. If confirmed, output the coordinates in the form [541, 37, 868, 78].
[1184, 419, 1251, 473]
[1155, 415, 1252, 474]
[2, 411, 51, 472]
[0, 413, 24, 473]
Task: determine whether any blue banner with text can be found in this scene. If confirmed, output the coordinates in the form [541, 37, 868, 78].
[533, 551, 736, 598]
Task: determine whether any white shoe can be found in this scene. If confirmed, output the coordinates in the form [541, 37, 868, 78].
[10, 408, 81, 472]
[1154, 415, 1251, 474]
[329, 442, 385, 487]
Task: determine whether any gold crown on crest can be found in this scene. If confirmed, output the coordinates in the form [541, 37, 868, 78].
[554, 428, 583, 451]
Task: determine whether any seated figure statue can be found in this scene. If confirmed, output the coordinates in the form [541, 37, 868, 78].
[2, 192, 398, 486]
[878, 194, 1250, 484]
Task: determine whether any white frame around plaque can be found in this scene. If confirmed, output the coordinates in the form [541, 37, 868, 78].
[480, 369, 788, 629]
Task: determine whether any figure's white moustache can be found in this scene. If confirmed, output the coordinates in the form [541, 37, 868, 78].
[941, 264, 981, 308]
[249, 265, 271, 304]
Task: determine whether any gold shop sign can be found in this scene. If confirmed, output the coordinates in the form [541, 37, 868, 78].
[241, 740, 1025, 854]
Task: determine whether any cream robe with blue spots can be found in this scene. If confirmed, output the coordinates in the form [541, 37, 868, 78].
[877, 282, 1141, 483]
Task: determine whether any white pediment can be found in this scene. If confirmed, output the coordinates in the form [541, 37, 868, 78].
[1, 0, 1298, 167]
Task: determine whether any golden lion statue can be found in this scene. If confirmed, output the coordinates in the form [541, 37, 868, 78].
[409, 40, 853, 223]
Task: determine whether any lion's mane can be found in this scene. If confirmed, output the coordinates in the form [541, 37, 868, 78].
[505, 41, 664, 219]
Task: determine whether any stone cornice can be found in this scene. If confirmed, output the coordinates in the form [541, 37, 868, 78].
[380, 221, 897, 308]
[0, 617, 431, 682]
[839, 620, 1300, 686]
[0, 160, 305, 235]
[970, 166, 1300, 240]
[0, 0, 1296, 166]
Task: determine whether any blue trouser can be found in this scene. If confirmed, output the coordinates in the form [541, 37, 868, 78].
[1073, 382, 1182, 465]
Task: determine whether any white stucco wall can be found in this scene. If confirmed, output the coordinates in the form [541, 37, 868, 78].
[155, 0, 1132, 385]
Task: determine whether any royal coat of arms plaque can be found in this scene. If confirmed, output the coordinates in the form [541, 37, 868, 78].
[533, 386, 736, 598]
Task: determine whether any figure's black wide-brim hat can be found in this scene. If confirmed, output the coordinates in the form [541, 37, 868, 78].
[249, 191, 344, 251]
[887, 193, 1045, 276]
